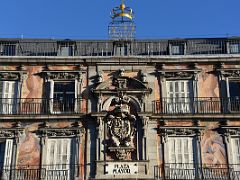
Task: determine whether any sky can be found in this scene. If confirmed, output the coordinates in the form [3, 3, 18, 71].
[0, 0, 240, 40]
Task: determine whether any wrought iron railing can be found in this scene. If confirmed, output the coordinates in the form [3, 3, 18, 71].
[0, 98, 86, 115]
[153, 97, 240, 115]
[0, 164, 83, 180]
[154, 164, 240, 180]
[0, 38, 240, 56]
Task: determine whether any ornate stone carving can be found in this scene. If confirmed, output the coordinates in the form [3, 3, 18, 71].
[140, 70, 147, 83]
[106, 93, 136, 160]
[112, 77, 128, 89]
[107, 96, 136, 147]
[225, 128, 240, 136]
[41, 71, 83, 81]
[39, 127, 84, 137]
[0, 128, 24, 138]
[118, 68, 125, 77]
[0, 72, 21, 80]
[222, 70, 240, 77]
[162, 71, 194, 79]
[47, 72, 77, 80]
[159, 127, 198, 136]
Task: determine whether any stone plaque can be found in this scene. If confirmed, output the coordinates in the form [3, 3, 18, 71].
[106, 162, 138, 175]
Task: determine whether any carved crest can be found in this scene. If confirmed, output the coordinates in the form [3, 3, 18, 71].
[106, 93, 136, 160]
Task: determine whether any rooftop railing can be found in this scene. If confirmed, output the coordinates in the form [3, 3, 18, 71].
[154, 164, 240, 180]
[0, 38, 240, 56]
[0, 98, 86, 115]
[153, 97, 240, 115]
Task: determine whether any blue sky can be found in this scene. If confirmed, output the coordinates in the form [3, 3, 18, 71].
[0, 0, 239, 39]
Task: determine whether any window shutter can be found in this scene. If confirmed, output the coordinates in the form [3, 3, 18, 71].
[167, 137, 194, 169]
[2, 81, 18, 99]
[231, 138, 240, 171]
[47, 139, 71, 169]
[3, 139, 13, 168]
[1, 81, 18, 114]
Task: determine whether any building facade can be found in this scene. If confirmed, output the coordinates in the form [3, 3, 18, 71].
[0, 37, 240, 180]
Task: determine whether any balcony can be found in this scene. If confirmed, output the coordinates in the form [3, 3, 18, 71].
[154, 164, 240, 180]
[0, 98, 86, 115]
[0, 164, 83, 180]
[153, 97, 240, 115]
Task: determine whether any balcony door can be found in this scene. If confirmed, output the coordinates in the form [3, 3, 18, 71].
[49, 81, 76, 114]
[228, 81, 240, 112]
[45, 139, 73, 180]
[0, 81, 18, 114]
[0, 140, 13, 179]
[165, 80, 193, 113]
[166, 137, 196, 179]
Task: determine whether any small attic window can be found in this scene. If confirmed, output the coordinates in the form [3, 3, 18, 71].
[57, 41, 75, 56]
[229, 42, 240, 54]
[169, 42, 186, 55]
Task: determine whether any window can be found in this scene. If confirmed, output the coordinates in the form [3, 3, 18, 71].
[229, 43, 240, 54]
[229, 81, 240, 97]
[231, 138, 240, 171]
[57, 43, 74, 56]
[165, 137, 196, 179]
[170, 43, 185, 55]
[0, 140, 13, 178]
[227, 81, 240, 112]
[49, 81, 76, 113]
[0, 81, 19, 114]
[114, 43, 129, 56]
[165, 80, 193, 113]
[46, 139, 74, 179]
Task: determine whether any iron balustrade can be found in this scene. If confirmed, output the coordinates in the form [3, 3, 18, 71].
[0, 164, 83, 180]
[154, 164, 240, 180]
[0, 38, 240, 56]
[153, 97, 240, 115]
[0, 98, 86, 115]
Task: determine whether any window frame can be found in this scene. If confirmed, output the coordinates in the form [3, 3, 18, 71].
[164, 135, 198, 179]
[0, 81, 19, 114]
[0, 139, 14, 178]
[42, 137, 76, 180]
[169, 41, 186, 55]
[57, 42, 76, 56]
[48, 79, 78, 114]
[229, 136, 240, 171]
[227, 41, 240, 54]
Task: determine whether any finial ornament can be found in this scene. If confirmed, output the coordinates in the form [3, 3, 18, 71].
[108, 0, 136, 40]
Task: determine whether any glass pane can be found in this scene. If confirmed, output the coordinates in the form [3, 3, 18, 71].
[0, 142, 5, 165]
[175, 82, 179, 92]
[229, 81, 240, 97]
[181, 82, 184, 92]
[169, 82, 173, 92]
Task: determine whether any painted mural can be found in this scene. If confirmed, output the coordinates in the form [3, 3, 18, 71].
[201, 129, 227, 167]
[17, 131, 41, 167]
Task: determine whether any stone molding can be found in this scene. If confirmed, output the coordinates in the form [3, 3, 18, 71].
[39, 127, 84, 137]
[41, 70, 84, 81]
